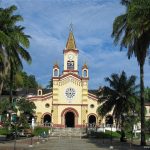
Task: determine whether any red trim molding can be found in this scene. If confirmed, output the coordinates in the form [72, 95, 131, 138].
[87, 113, 98, 123]
[53, 104, 88, 106]
[61, 107, 79, 117]
[41, 112, 52, 118]
[63, 70, 79, 73]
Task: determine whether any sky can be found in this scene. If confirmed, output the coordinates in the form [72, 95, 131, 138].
[1, 0, 150, 89]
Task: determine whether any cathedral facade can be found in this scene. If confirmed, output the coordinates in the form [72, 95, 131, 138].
[29, 30, 102, 128]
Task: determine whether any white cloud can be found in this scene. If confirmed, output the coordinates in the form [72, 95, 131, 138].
[2, 0, 150, 89]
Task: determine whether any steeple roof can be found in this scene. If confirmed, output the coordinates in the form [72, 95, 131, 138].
[53, 62, 59, 69]
[82, 63, 88, 69]
[66, 30, 76, 50]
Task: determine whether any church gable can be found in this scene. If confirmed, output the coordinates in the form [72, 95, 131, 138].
[60, 74, 82, 86]
[56, 75, 83, 104]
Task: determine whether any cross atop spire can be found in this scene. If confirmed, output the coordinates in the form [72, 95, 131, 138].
[69, 22, 73, 32]
[66, 24, 76, 50]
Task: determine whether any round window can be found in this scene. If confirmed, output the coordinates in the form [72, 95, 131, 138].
[65, 88, 76, 100]
[90, 104, 94, 108]
[45, 103, 50, 108]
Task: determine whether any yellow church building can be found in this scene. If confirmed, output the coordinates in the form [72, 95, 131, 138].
[28, 29, 103, 128]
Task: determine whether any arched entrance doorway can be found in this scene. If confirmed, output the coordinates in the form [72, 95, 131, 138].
[61, 107, 79, 128]
[43, 114, 51, 126]
[65, 112, 75, 127]
[88, 115, 96, 124]
[105, 115, 113, 126]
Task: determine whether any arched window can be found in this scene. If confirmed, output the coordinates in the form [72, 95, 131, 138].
[54, 69, 58, 76]
[38, 90, 42, 95]
[83, 70, 87, 77]
[44, 114, 51, 126]
[67, 61, 74, 70]
[88, 115, 96, 125]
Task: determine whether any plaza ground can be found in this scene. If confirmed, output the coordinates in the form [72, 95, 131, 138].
[0, 136, 149, 150]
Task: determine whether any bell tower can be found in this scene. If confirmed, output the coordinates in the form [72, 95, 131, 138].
[63, 25, 79, 75]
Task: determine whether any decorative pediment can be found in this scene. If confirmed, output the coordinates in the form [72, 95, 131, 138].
[60, 75, 82, 86]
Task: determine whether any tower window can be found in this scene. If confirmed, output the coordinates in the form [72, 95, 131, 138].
[54, 69, 58, 76]
[38, 90, 42, 95]
[83, 70, 87, 77]
[67, 61, 74, 70]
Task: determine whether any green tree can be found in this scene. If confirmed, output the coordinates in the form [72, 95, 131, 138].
[16, 98, 36, 128]
[97, 71, 139, 141]
[0, 98, 17, 127]
[17, 98, 36, 115]
[111, 0, 150, 145]
[145, 119, 150, 133]
[28, 75, 38, 88]
[144, 87, 150, 102]
[0, 5, 32, 102]
[46, 78, 53, 89]
[1, 71, 38, 93]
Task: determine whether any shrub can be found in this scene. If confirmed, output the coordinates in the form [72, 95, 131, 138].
[96, 130, 121, 139]
[33, 127, 50, 136]
[0, 128, 10, 135]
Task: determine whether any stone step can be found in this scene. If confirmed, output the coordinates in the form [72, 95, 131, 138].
[51, 128, 87, 137]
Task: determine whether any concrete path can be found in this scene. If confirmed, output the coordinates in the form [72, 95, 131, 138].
[0, 137, 149, 150]
[27, 137, 149, 150]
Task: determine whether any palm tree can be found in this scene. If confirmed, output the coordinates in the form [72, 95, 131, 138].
[112, 0, 150, 145]
[0, 5, 31, 101]
[17, 98, 36, 115]
[17, 98, 36, 125]
[97, 71, 139, 141]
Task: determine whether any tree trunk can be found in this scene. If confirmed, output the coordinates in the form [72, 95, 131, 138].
[9, 65, 13, 103]
[0, 80, 3, 95]
[120, 115, 127, 142]
[140, 64, 146, 146]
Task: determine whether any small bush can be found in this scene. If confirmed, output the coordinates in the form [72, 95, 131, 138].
[33, 127, 50, 136]
[0, 128, 10, 135]
[97, 130, 121, 139]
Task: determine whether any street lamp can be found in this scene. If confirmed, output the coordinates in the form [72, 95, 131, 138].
[25, 114, 33, 147]
[83, 120, 85, 128]
[130, 112, 138, 147]
[12, 116, 19, 150]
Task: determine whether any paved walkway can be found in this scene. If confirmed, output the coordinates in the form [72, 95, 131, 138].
[0, 137, 149, 150]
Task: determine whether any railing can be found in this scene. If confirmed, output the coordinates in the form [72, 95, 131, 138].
[85, 123, 121, 134]
[35, 122, 53, 127]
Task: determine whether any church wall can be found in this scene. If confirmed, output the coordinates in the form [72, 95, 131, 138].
[31, 97, 53, 123]
[87, 98, 98, 115]
[87, 97, 100, 123]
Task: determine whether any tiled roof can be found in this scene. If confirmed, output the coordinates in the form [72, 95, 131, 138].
[1, 88, 52, 97]
[88, 90, 98, 96]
